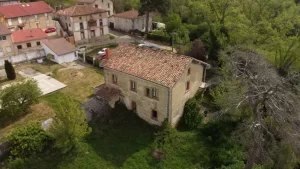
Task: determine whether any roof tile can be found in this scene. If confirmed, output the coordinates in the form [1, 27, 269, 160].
[56, 5, 107, 16]
[42, 38, 77, 56]
[12, 28, 48, 43]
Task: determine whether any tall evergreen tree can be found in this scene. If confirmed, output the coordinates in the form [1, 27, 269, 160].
[4, 60, 16, 80]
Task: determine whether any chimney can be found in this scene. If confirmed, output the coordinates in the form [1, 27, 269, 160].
[105, 48, 110, 59]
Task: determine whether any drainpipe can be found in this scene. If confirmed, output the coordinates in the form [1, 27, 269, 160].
[167, 87, 172, 125]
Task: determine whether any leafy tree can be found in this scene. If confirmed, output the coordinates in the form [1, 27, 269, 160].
[8, 122, 52, 158]
[0, 80, 42, 127]
[182, 98, 203, 130]
[173, 26, 190, 45]
[47, 95, 91, 153]
[139, 0, 170, 32]
[4, 60, 16, 80]
[211, 48, 300, 169]
[165, 13, 181, 33]
[186, 39, 207, 61]
[124, 0, 140, 11]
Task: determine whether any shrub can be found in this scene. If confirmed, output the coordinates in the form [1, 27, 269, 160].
[7, 157, 25, 169]
[182, 98, 203, 130]
[4, 60, 16, 80]
[109, 34, 116, 39]
[8, 122, 52, 158]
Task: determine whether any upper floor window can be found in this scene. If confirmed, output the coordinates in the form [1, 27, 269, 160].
[145, 87, 158, 99]
[108, 3, 110, 8]
[108, 11, 110, 15]
[112, 74, 118, 84]
[17, 45, 22, 49]
[36, 41, 41, 46]
[186, 81, 190, 91]
[0, 36, 6, 41]
[145, 88, 150, 97]
[130, 80, 136, 91]
[26, 42, 31, 48]
[102, 0, 103, 2]
[18, 17, 22, 24]
[152, 88, 158, 98]
[80, 22, 84, 29]
[187, 68, 191, 75]
[99, 13, 102, 17]
[100, 19, 103, 26]
[95, 4, 98, 8]
[79, 16, 82, 20]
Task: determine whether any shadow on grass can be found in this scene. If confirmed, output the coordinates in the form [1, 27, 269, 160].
[87, 102, 158, 167]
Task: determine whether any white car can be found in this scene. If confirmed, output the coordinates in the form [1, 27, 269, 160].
[98, 48, 107, 55]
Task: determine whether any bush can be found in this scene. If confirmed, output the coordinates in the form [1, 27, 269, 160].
[182, 98, 203, 130]
[7, 157, 25, 169]
[146, 32, 171, 43]
[8, 122, 52, 158]
[109, 34, 116, 40]
[4, 60, 16, 80]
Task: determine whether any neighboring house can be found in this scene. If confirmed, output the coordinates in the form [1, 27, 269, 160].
[0, 0, 20, 6]
[11, 28, 48, 54]
[42, 38, 78, 64]
[0, 1, 54, 31]
[56, 5, 109, 44]
[108, 10, 151, 32]
[100, 43, 209, 126]
[0, 22, 15, 57]
[77, 0, 114, 16]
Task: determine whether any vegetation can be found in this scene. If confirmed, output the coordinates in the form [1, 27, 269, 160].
[0, 80, 42, 128]
[47, 95, 91, 153]
[8, 122, 52, 158]
[182, 98, 203, 130]
[4, 60, 16, 80]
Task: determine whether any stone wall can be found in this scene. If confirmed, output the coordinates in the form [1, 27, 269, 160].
[0, 49, 45, 67]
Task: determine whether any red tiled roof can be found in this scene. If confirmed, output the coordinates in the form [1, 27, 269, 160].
[0, 1, 53, 19]
[56, 5, 107, 16]
[112, 10, 140, 19]
[102, 44, 192, 88]
[42, 38, 77, 56]
[12, 28, 48, 43]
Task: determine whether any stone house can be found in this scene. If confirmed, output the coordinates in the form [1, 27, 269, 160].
[0, 0, 19, 6]
[0, 1, 54, 31]
[0, 22, 15, 57]
[77, 0, 114, 16]
[99, 43, 209, 126]
[11, 28, 48, 54]
[108, 10, 151, 32]
[56, 5, 109, 44]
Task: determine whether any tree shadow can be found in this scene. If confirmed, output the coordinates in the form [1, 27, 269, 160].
[87, 103, 158, 167]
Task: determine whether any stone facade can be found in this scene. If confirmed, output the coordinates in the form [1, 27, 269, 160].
[14, 39, 45, 54]
[0, 34, 15, 57]
[103, 61, 205, 126]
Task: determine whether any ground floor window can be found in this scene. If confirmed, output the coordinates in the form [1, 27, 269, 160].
[152, 110, 158, 121]
[17, 45, 22, 49]
[132, 101, 137, 113]
[36, 41, 41, 46]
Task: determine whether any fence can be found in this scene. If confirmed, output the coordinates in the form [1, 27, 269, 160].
[0, 49, 46, 67]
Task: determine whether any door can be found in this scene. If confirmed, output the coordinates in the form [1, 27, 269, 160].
[131, 101, 137, 113]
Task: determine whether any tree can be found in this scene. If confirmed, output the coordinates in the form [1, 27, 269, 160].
[139, 0, 170, 33]
[0, 80, 42, 127]
[47, 95, 91, 153]
[173, 26, 190, 45]
[211, 47, 300, 169]
[4, 60, 16, 80]
[124, 0, 140, 11]
[165, 13, 181, 33]
[186, 39, 207, 61]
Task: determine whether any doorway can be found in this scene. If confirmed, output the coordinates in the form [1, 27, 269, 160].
[131, 101, 137, 113]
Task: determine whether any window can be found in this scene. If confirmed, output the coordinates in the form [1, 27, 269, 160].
[8, 19, 12, 26]
[18, 17, 22, 24]
[145, 88, 150, 97]
[108, 3, 110, 8]
[17, 45, 22, 49]
[79, 16, 82, 20]
[6, 46, 12, 53]
[35, 15, 38, 21]
[0, 36, 6, 41]
[152, 110, 158, 120]
[108, 11, 110, 15]
[45, 13, 48, 19]
[100, 28, 103, 35]
[130, 81, 136, 91]
[26, 43, 31, 48]
[132, 101, 137, 112]
[36, 41, 41, 46]
[99, 19, 103, 26]
[99, 13, 102, 17]
[152, 88, 158, 98]
[102, 0, 103, 2]
[69, 23, 71, 27]
[112, 74, 118, 84]
[80, 22, 84, 29]
[187, 68, 191, 75]
[186, 81, 190, 91]
[95, 4, 98, 8]
[80, 31, 85, 39]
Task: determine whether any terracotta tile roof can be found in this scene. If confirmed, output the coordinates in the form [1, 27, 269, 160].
[111, 10, 140, 19]
[42, 38, 77, 56]
[94, 83, 121, 101]
[102, 44, 192, 88]
[12, 28, 48, 43]
[56, 5, 107, 16]
[0, 22, 11, 35]
[0, 1, 53, 19]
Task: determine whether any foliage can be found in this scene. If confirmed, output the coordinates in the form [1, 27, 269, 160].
[0, 80, 42, 127]
[147, 30, 170, 43]
[186, 39, 207, 61]
[173, 26, 190, 45]
[4, 60, 16, 80]
[273, 143, 297, 169]
[8, 122, 52, 158]
[182, 98, 203, 130]
[124, 0, 140, 10]
[47, 95, 91, 153]
[165, 13, 181, 33]
[109, 34, 116, 40]
[7, 157, 25, 169]
[46, 53, 54, 60]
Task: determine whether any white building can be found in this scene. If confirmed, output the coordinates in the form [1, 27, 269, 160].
[42, 38, 78, 64]
[77, 0, 114, 16]
[109, 10, 152, 32]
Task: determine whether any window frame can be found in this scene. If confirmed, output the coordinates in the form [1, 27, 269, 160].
[186, 81, 190, 91]
[130, 80, 137, 92]
[151, 110, 158, 121]
[152, 88, 158, 98]
[112, 74, 118, 84]
[36, 41, 41, 46]
[187, 68, 191, 75]
[131, 101, 137, 113]
[26, 42, 31, 48]
[17, 45, 22, 49]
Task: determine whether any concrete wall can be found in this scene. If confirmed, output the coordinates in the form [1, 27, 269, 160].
[104, 68, 169, 125]
[4, 12, 53, 31]
[0, 49, 45, 67]
[0, 34, 15, 57]
[170, 62, 205, 125]
[109, 15, 152, 32]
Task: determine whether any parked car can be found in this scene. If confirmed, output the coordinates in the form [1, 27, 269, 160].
[98, 48, 107, 56]
[45, 27, 56, 33]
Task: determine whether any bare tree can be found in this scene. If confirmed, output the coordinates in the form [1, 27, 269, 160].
[211, 47, 300, 169]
